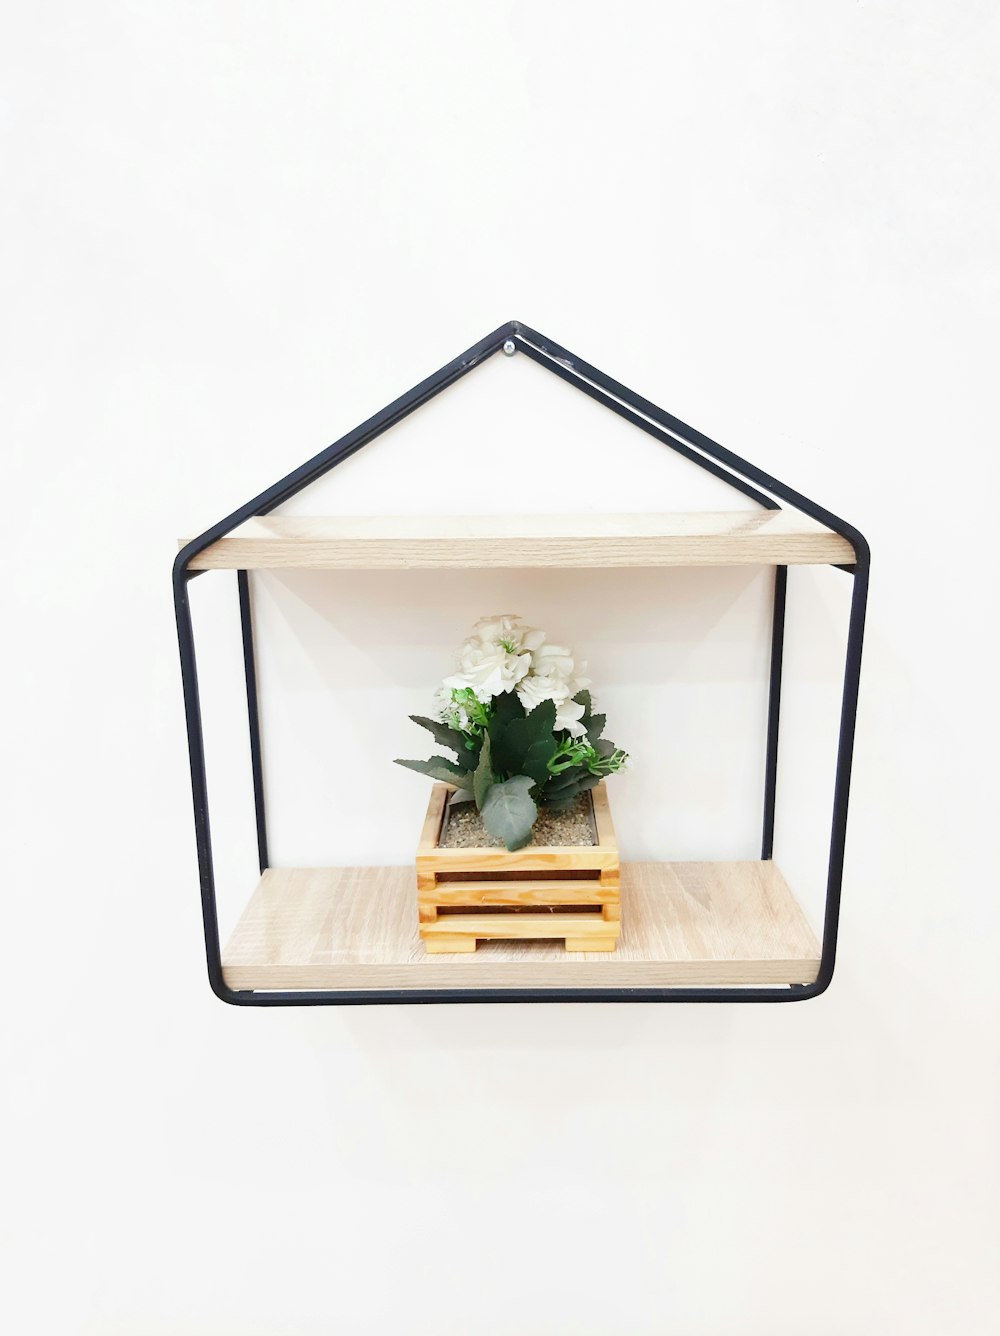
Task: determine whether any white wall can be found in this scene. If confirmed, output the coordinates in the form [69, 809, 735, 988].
[4, 3, 998, 1333]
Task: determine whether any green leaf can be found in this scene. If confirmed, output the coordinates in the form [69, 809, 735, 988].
[486, 690, 526, 768]
[408, 714, 469, 757]
[540, 772, 600, 810]
[499, 699, 557, 784]
[473, 732, 494, 810]
[490, 689, 526, 727]
[543, 764, 587, 795]
[491, 698, 556, 780]
[586, 713, 606, 744]
[395, 756, 473, 787]
[520, 743, 558, 790]
[573, 689, 606, 744]
[450, 788, 475, 805]
[481, 775, 537, 851]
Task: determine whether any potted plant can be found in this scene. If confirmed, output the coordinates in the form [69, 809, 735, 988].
[396, 615, 628, 953]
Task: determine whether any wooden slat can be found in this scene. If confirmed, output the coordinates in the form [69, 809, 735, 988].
[221, 860, 822, 990]
[422, 913, 611, 940]
[182, 511, 854, 570]
[416, 783, 448, 855]
[421, 880, 609, 907]
[591, 783, 617, 847]
[422, 913, 619, 954]
[417, 843, 618, 874]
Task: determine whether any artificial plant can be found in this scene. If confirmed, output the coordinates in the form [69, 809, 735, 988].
[396, 615, 628, 850]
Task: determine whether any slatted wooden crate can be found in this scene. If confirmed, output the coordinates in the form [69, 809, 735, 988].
[416, 781, 621, 953]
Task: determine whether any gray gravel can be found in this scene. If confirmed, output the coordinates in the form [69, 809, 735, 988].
[440, 793, 597, 848]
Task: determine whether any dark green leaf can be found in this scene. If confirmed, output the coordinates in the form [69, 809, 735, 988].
[490, 689, 526, 729]
[573, 689, 606, 744]
[408, 714, 469, 757]
[395, 756, 473, 787]
[543, 764, 587, 794]
[481, 775, 538, 851]
[586, 713, 606, 744]
[540, 773, 600, 809]
[473, 733, 494, 810]
[486, 690, 525, 764]
[493, 699, 557, 784]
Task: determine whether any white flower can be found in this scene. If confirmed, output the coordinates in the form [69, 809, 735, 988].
[442, 615, 592, 729]
[515, 673, 589, 736]
[531, 642, 576, 680]
[443, 638, 531, 702]
[553, 696, 587, 736]
[434, 685, 469, 730]
[470, 613, 517, 642]
[471, 614, 546, 654]
[529, 643, 591, 692]
[516, 672, 569, 713]
[442, 614, 549, 702]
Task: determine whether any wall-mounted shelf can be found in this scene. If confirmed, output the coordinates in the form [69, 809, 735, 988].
[183, 511, 854, 571]
[223, 861, 821, 992]
[174, 318, 869, 1007]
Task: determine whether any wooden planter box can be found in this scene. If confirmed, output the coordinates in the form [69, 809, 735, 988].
[416, 782, 621, 954]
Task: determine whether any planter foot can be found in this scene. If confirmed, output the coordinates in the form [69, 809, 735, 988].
[423, 935, 478, 954]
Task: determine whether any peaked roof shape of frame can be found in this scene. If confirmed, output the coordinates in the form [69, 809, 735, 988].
[174, 319, 869, 1007]
[176, 319, 869, 562]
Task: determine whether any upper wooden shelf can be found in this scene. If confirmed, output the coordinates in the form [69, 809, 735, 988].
[182, 512, 855, 571]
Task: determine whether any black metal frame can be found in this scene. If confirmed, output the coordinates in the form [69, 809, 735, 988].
[174, 319, 869, 1006]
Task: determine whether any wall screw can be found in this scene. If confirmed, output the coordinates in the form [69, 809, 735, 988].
[502, 339, 516, 356]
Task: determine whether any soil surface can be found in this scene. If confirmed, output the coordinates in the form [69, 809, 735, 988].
[440, 793, 597, 849]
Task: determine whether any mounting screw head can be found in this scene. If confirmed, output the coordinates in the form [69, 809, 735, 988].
[502, 338, 516, 356]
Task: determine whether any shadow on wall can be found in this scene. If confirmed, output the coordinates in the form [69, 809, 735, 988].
[254, 565, 768, 686]
[250, 563, 791, 868]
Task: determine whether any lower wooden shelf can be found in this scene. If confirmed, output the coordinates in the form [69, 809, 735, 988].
[222, 861, 821, 991]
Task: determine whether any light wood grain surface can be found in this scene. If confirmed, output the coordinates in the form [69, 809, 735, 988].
[182, 511, 854, 570]
[222, 861, 822, 990]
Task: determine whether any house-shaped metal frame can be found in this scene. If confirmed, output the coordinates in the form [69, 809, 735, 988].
[174, 319, 869, 1006]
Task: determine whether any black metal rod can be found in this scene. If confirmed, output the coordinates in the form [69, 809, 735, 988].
[238, 570, 268, 874]
[176, 322, 514, 573]
[172, 569, 228, 1001]
[220, 984, 816, 1005]
[515, 340, 778, 511]
[513, 323, 867, 556]
[813, 555, 870, 992]
[761, 565, 787, 859]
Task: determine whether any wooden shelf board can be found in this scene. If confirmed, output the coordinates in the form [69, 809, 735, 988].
[222, 861, 822, 991]
[183, 512, 854, 571]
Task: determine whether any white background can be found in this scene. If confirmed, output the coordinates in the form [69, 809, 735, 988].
[3, 3, 998, 1333]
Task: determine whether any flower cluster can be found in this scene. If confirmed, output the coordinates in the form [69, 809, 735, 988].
[396, 616, 628, 850]
[438, 614, 592, 736]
